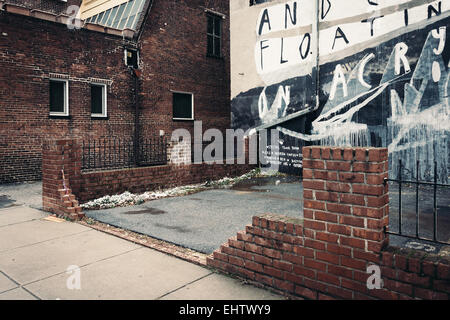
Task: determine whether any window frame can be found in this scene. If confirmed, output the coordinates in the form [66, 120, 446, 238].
[124, 48, 139, 69]
[172, 91, 194, 121]
[49, 78, 69, 117]
[206, 13, 222, 58]
[90, 83, 108, 118]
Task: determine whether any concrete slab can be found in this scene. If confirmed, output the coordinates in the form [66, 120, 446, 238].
[86, 182, 303, 254]
[0, 206, 47, 227]
[0, 272, 18, 293]
[0, 229, 140, 284]
[25, 247, 212, 300]
[159, 273, 286, 300]
[0, 288, 37, 300]
[0, 218, 90, 253]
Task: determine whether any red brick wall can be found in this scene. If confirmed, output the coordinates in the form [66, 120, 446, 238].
[0, 9, 135, 183]
[42, 139, 84, 220]
[207, 146, 450, 300]
[42, 139, 255, 204]
[0, 1, 232, 183]
[138, 0, 231, 139]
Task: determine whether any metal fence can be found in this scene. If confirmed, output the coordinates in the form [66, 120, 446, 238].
[384, 159, 450, 245]
[82, 137, 168, 171]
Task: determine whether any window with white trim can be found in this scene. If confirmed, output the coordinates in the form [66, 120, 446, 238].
[49, 79, 69, 116]
[172, 92, 194, 120]
[91, 83, 107, 117]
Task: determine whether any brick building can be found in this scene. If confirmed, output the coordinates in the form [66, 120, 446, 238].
[0, 0, 230, 183]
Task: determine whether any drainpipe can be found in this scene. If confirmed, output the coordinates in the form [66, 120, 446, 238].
[133, 68, 142, 166]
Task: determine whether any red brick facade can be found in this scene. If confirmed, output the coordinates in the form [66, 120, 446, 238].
[0, 0, 230, 183]
[207, 146, 450, 300]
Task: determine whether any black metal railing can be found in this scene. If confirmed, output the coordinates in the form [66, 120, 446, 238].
[384, 159, 450, 245]
[82, 137, 168, 171]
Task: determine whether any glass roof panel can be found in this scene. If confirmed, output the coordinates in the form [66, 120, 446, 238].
[111, 3, 127, 29]
[105, 6, 119, 27]
[100, 9, 111, 25]
[84, 0, 148, 31]
[118, 0, 134, 30]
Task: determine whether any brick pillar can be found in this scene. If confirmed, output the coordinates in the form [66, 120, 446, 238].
[302, 146, 389, 253]
[301, 146, 389, 298]
[42, 139, 84, 220]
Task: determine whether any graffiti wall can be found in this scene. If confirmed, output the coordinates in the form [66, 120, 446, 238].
[230, 0, 450, 182]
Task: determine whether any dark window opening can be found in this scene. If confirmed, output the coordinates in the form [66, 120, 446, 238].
[125, 49, 139, 69]
[49, 80, 68, 115]
[173, 92, 193, 120]
[207, 14, 222, 58]
[91, 84, 106, 116]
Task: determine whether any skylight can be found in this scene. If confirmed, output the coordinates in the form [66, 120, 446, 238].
[84, 0, 146, 31]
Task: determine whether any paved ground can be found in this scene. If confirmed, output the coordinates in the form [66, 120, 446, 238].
[0, 182, 42, 210]
[0, 205, 285, 300]
[86, 177, 303, 254]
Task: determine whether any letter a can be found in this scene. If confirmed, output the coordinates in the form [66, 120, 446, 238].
[366, 265, 383, 290]
[330, 64, 348, 100]
[66, 265, 81, 290]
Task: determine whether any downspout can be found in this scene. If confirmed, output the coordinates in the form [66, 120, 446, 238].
[133, 68, 141, 166]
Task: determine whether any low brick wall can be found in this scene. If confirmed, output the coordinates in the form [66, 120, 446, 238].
[78, 162, 255, 202]
[207, 146, 450, 300]
[43, 139, 256, 210]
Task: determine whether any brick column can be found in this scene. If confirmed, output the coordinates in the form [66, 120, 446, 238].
[42, 139, 83, 220]
[302, 146, 389, 298]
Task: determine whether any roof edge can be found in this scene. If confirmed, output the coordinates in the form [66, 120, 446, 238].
[1, 1, 136, 40]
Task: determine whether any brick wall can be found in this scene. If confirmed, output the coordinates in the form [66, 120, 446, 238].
[43, 139, 256, 205]
[0, 8, 135, 183]
[207, 146, 450, 300]
[42, 139, 84, 220]
[138, 0, 231, 140]
[0, 1, 232, 183]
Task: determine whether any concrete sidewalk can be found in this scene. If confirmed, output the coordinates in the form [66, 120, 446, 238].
[0, 206, 285, 300]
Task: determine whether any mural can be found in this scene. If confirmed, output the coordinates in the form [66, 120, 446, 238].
[231, 0, 450, 182]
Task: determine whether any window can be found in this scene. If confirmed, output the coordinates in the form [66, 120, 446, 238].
[124, 48, 139, 68]
[207, 14, 222, 57]
[91, 83, 107, 117]
[49, 79, 69, 116]
[173, 92, 193, 120]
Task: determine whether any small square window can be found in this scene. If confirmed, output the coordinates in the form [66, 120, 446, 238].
[91, 83, 107, 117]
[49, 79, 69, 116]
[173, 92, 193, 120]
